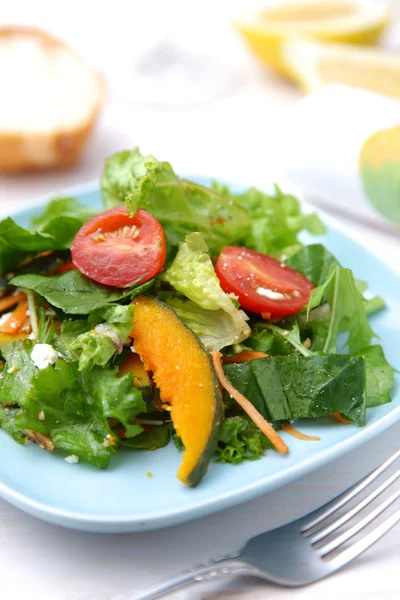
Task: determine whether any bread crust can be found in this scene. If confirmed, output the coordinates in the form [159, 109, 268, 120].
[0, 26, 104, 172]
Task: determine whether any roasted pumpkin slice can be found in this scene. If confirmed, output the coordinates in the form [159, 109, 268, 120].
[119, 351, 153, 404]
[131, 295, 223, 486]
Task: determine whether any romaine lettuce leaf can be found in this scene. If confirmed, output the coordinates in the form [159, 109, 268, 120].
[162, 233, 250, 349]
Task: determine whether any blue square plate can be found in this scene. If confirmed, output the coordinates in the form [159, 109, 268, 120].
[0, 180, 399, 533]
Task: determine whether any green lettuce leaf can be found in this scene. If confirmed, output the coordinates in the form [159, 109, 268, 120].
[212, 182, 325, 260]
[0, 404, 26, 444]
[102, 149, 250, 256]
[10, 270, 153, 315]
[224, 354, 366, 425]
[0, 340, 146, 466]
[215, 416, 272, 464]
[30, 197, 97, 229]
[0, 198, 97, 277]
[162, 233, 250, 349]
[68, 304, 135, 370]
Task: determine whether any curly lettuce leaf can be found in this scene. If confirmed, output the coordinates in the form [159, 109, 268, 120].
[212, 182, 325, 260]
[162, 233, 250, 349]
[215, 416, 272, 464]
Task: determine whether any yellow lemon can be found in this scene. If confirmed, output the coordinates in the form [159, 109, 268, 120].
[235, 0, 391, 77]
[282, 40, 400, 98]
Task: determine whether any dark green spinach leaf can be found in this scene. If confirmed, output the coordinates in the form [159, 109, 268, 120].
[10, 271, 154, 315]
[224, 355, 366, 425]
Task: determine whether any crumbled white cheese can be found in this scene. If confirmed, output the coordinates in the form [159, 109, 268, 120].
[37, 410, 45, 421]
[256, 287, 285, 300]
[65, 454, 79, 464]
[7, 365, 19, 375]
[30, 343, 60, 370]
[28, 332, 37, 340]
[0, 312, 12, 327]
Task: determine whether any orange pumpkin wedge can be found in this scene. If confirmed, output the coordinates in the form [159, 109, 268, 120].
[131, 295, 223, 486]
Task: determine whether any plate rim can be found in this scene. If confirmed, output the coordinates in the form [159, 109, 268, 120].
[0, 179, 399, 533]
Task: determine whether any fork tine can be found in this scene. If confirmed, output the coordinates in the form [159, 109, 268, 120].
[327, 506, 400, 570]
[311, 467, 400, 544]
[320, 488, 400, 557]
[302, 449, 400, 534]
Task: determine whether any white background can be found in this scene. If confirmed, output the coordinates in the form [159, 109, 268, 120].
[0, 2, 399, 599]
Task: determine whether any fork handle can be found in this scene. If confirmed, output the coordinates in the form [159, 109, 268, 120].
[130, 559, 256, 600]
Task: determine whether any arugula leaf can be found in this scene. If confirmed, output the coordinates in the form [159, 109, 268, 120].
[224, 355, 366, 425]
[10, 271, 154, 315]
[286, 244, 340, 286]
[215, 416, 271, 464]
[162, 233, 250, 349]
[307, 266, 376, 353]
[259, 321, 312, 357]
[239, 320, 305, 356]
[357, 345, 394, 408]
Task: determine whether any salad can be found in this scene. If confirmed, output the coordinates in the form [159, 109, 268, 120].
[0, 148, 394, 487]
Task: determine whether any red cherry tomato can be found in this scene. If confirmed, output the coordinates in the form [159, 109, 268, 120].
[215, 246, 314, 319]
[71, 207, 166, 287]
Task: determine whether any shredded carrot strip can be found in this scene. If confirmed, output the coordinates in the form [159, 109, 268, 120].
[261, 312, 272, 320]
[0, 291, 27, 313]
[54, 261, 78, 275]
[332, 412, 351, 425]
[212, 350, 289, 455]
[0, 302, 29, 334]
[280, 422, 320, 441]
[223, 351, 268, 364]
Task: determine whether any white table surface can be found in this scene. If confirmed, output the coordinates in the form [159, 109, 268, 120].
[0, 2, 399, 599]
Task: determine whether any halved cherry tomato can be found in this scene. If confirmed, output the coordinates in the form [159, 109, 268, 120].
[215, 246, 314, 319]
[71, 207, 166, 287]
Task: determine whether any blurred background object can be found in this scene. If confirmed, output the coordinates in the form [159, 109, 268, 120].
[0, 0, 399, 225]
[0, 26, 103, 173]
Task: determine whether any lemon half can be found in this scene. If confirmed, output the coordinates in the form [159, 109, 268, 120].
[236, 0, 391, 77]
[282, 40, 400, 99]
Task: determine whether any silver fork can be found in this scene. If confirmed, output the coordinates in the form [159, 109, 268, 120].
[132, 449, 400, 599]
